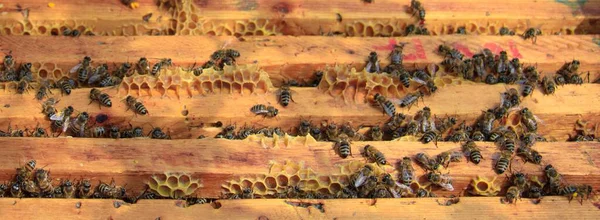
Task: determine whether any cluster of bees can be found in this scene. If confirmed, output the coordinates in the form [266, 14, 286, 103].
[0, 53, 35, 94]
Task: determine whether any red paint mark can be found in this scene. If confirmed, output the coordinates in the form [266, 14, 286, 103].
[508, 40, 523, 58]
[373, 38, 397, 51]
[411, 38, 427, 60]
[483, 42, 503, 54]
[452, 42, 474, 57]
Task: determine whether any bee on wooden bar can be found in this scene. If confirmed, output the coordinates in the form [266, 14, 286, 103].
[89, 88, 112, 108]
[77, 179, 94, 198]
[573, 185, 593, 205]
[236, 125, 254, 140]
[30, 124, 48, 138]
[150, 127, 170, 139]
[35, 80, 54, 101]
[393, 69, 411, 88]
[435, 116, 457, 135]
[298, 120, 311, 136]
[69, 56, 92, 79]
[137, 57, 151, 75]
[113, 62, 132, 78]
[349, 165, 373, 188]
[373, 93, 396, 117]
[87, 126, 106, 138]
[16, 79, 32, 94]
[150, 58, 172, 76]
[325, 122, 339, 141]
[311, 70, 324, 87]
[277, 84, 294, 107]
[541, 76, 556, 95]
[397, 157, 415, 186]
[498, 136, 516, 153]
[420, 130, 439, 147]
[35, 169, 54, 197]
[399, 91, 424, 109]
[427, 172, 454, 191]
[436, 150, 462, 168]
[57, 77, 76, 95]
[410, 0, 426, 21]
[17, 62, 33, 82]
[61, 179, 75, 198]
[120, 124, 144, 138]
[368, 126, 383, 141]
[98, 75, 122, 88]
[10, 182, 23, 198]
[499, 27, 515, 36]
[479, 110, 496, 135]
[365, 52, 380, 73]
[70, 112, 89, 137]
[87, 63, 109, 86]
[415, 152, 439, 171]
[554, 73, 567, 86]
[438, 45, 464, 61]
[448, 121, 470, 142]
[16, 159, 36, 182]
[495, 150, 513, 174]
[522, 28, 541, 43]
[503, 186, 521, 204]
[310, 126, 323, 141]
[3, 53, 15, 71]
[520, 108, 539, 132]
[97, 179, 126, 199]
[516, 146, 542, 165]
[385, 113, 406, 132]
[250, 104, 278, 118]
[108, 125, 120, 139]
[335, 133, 352, 159]
[0, 183, 7, 197]
[363, 145, 386, 165]
[462, 140, 482, 164]
[125, 95, 148, 116]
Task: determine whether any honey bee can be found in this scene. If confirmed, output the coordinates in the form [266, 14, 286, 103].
[373, 93, 396, 117]
[16, 79, 32, 94]
[335, 133, 352, 159]
[87, 126, 106, 138]
[113, 62, 132, 78]
[349, 165, 373, 188]
[57, 77, 76, 95]
[435, 116, 457, 135]
[399, 91, 424, 109]
[16, 159, 36, 182]
[520, 108, 538, 132]
[541, 76, 556, 95]
[495, 150, 513, 174]
[77, 179, 94, 198]
[479, 110, 496, 135]
[310, 127, 323, 141]
[18, 62, 33, 82]
[420, 130, 439, 147]
[484, 73, 498, 85]
[436, 151, 462, 168]
[236, 125, 254, 139]
[521, 80, 536, 97]
[398, 157, 415, 186]
[35, 169, 54, 196]
[250, 104, 278, 118]
[70, 112, 89, 137]
[448, 121, 470, 142]
[89, 88, 112, 108]
[368, 126, 383, 141]
[385, 113, 406, 132]
[125, 95, 148, 115]
[516, 146, 542, 164]
[503, 186, 521, 204]
[10, 182, 23, 198]
[108, 125, 120, 139]
[35, 80, 54, 101]
[365, 52, 381, 73]
[89, 64, 111, 86]
[311, 70, 323, 87]
[70, 56, 92, 82]
[30, 124, 48, 137]
[149, 127, 170, 139]
[0, 183, 7, 197]
[438, 45, 464, 61]
[137, 57, 150, 75]
[573, 185, 593, 204]
[427, 172, 454, 191]
[62, 179, 76, 198]
[499, 27, 515, 36]
[544, 164, 561, 194]
[150, 58, 172, 76]
[522, 28, 541, 43]
[561, 60, 580, 73]
[363, 145, 386, 165]
[3, 53, 15, 71]
[394, 69, 412, 88]
[554, 74, 567, 86]
[277, 84, 294, 107]
[297, 120, 311, 136]
[97, 179, 126, 199]
[462, 140, 482, 164]
[415, 152, 439, 171]
[410, 0, 425, 21]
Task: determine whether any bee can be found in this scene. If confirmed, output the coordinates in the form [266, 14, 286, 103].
[310, 127, 323, 141]
[335, 133, 352, 159]
[16, 159, 36, 181]
[416, 108, 434, 133]
[62, 179, 76, 198]
[448, 121, 470, 142]
[495, 150, 513, 174]
[390, 44, 405, 65]
[462, 140, 482, 164]
[69, 56, 92, 75]
[150, 58, 172, 76]
[502, 88, 521, 108]
[97, 179, 126, 199]
[438, 45, 464, 60]
[495, 51, 509, 74]
[436, 151, 462, 168]
[373, 93, 396, 117]
[30, 124, 48, 137]
[277, 84, 294, 107]
[250, 104, 278, 118]
[236, 125, 254, 139]
[10, 182, 23, 198]
[35, 169, 54, 196]
[516, 146, 542, 164]
[541, 76, 556, 95]
[137, 57, 150, 75]
[57, 77, 76, 95]
[385, 113, 406, 132]
[394, 69, 412, 88]
[544, 164, 561, 193]
[113, 62, 132, 78]
[415, 152, 439, 171]
[554, 74, 567, 86]
[323, 122, 339, 141]
[35, 80, 54, 101]
[404, 24, 416, 36]
[435, 116, 456, 135]
[349, 165, 373, 188]
[456, 27, 467, 34]
[365, 52, 380, 73]
[567, 73, 584, 85]
[573, 185, 593, 204]
[399, 91, 424, 109]
[523, 27, 542, 43]
[16, 79, 32, 94]
[525, 185, 543, 201]
[504, 186, 521, 204]
[121, 125, 144, 138]
[484, 73, 498, 85]
[420, 130, 439, 147]
[18, 62, 33, 82]
[3, 53, 15, 70]
[398, 157, 415, 186]
[410, 0, 425, 21]
[0, 183, 7, 197]
[99, 75, 123, 88]
[298, 120, 311, 136]
[311, 70, 323, 87]
[88, 64, 109, 86]
[125, 95, 148, 115]
[479, 110, 496, 135]
[520, 108, 538, 132]
[89, 88, 112, 108]
[427, 172, 454, 191]
[149, 127, 170, 139]
[77, 179, 94, 198]
[368, 126, 383, 141]
[498, 136, 516, 153]
[561, 59, 580, 73]
[108, 125, 120, 139]
[499, 27, 515, 36]
[87, 126, 106, 138]
[363, 145, 386, 165]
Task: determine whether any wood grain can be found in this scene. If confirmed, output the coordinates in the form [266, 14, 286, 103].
[0, 197, 599, 220]
[0, 138, 598, 198]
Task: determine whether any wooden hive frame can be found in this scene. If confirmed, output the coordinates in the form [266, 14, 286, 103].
[0, 0, 600, 219]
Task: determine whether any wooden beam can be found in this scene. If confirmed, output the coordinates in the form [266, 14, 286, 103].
[0, 35, 599, 86]
[1, 1, 598, 36]
[0, 0, 173, 36]
[0, 197, 599, 220]
[0, 84, 596, 141]
[0, 138, 598, 198]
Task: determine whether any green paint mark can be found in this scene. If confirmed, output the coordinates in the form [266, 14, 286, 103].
[555, 0, 587, 12]
[593, 38, 600, 47]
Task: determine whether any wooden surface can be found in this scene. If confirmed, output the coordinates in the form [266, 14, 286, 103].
[0, 138, 598, 198]
[0, 84, 596, 140]
[0, 35, 599, 86]
[0, 0, 599, 36]
[1, 197, 599, 220]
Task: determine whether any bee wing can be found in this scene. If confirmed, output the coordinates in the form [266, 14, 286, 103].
[87, 73, 105, 85]
[412, 77, 428, 85]
[79, 124, 86, 137]
[251, 109, 269, 115]
[439, 182, 455, 191]
[395, 181, 414, 194]
[62, 117, 70, 133]
[69, 64, 82, 74]
[50, 111, 65, 121]
[353, 173, 368, 188]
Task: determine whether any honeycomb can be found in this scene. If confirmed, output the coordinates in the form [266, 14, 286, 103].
[120, 64, 274, 98]
[345, 20, 405, 37]
[469, 176, 500, 196]
[246, 133, 318, 149]
[221, 160, 396, 198]
[147, 172, 203, 199]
